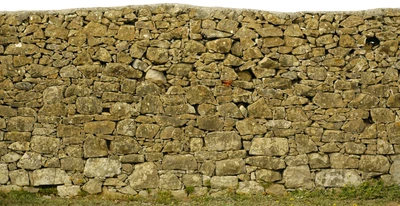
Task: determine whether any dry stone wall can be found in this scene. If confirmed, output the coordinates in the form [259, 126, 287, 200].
[0, 4, 400, 197]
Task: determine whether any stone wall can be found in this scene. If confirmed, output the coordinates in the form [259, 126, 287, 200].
[0, 4, 400, 197]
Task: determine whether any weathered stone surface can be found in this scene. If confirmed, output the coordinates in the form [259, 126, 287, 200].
[17, 152, 42, 170]
[136, 124, 160, 139]
[197, 116, 224, 131]
[186, 85, 215, 105]
[146, 47, 169, 64]
[162, 155, 197, 170]
[116, 25, 135, 40]
[103, 63, 142, 78]
[83, 158, 121, 178]
[57, 185, 81, 198]
[0, 105, 17, 117]
[295, 134, 317, 154]
[210, 176, 238, 189]
[215, 158, 245, 176]
[315, 169, 362, 187]
[30, 136, 60, 154]
[248, 98, 273, 118]
[313, 93, 345, 108]
[264, 184, 287, 196]
[348, 94, 379, 109]
[236, 181, 265, 195]
[84, 137, 108, 158]
[0, 164, 8, 184]
[141, 95, 164, 114]
[206, 38, 232, 53]
[160, 173, 182, 190]
[246, 156, 286, 170]
[182, 174, 202, 187]
[204, 131, 242, 151]
[249, 138, 289, 156]
[7, 117, 35, 132]
[110, 136, 141, 155]
[61, 157, 85, 171]
[76, 97, 102, 115]
[82, 179, 103, 194]
[330, 153, 358, 169]
[9, 169, 29, 186]
[236, 119, 267, 135]
[370, 108, 395, 123]
[145, 69, 167, 84]
[390, 160, 400, 185]
[1, 152, 21, 163]
[359, 155, 390, 173]
[31, 168, 69, 186]
[84, 121, 115, 134]
[283, 165, 314, 189]
[128, 162, 159, 189]
[255, 169, 282, 182]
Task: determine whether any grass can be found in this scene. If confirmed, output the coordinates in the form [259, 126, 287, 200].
[1, 180, 400, 206]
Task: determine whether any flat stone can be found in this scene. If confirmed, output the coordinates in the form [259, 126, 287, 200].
[206, 38, 233, 53]
[236, 119, 267, 135]
[210, 176, 238, 189]
[246, 156, 286, 170]
[250, 138, 289, 156]
[146, 47, 169, 64]
[9, 169, 29, 186]
[215, 158, 246, 176]
[82, 179, 103, 194]
[128, 162, 159, 189]
[236, 181, 265, 195]
[110, 136, 141, 155]
[0, 164, 8, 184]
[204, 131, 242, 151]
[7, 116, 35, 132]
[256, 169, 282, 182]
[17, 152, 42, 170]
[30, 136, 60, 154]
[57, 185, 81, 198]
[84, 121, 116, 134]
[160, 173, 182, 190]
[315, 169, 362, 187]
[283, 165, 314, 189]
[31, 168, 70, 186]
[313, 93, 345, 108]
[162, 154, 197, 170]
[76, 97, 102, 115]
[359, 155, 390, 173]
[83, 158, 121, 178]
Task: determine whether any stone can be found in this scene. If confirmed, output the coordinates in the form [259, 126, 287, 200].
[390, 160, 400, 185]
[30, 136, 60, 154]
[344, 142, 367, 154]
[313, 93, 345, 108]
[295, 134, 317, 154]
[204, 131, 242, 151]
[4, 43, 39, 55]
[0, 105, 17, 117]
[377, 139, 395, 154]
[39, 103, 67, 117]
[84, 121, 115, 134]
[210, 176, 238, 189]
[341, 120, 367, 133]
[83, 158, 121, 178]
[76, 97, 102, 115]
[110, 103, 132, 117]
[249, 138, 289, 156]
[184, 40, 206, 54]
[182, 174, 202, 187]
[340, 15, 364, 28]
[82, 179, 103, 194]
[162, 154, 197, 170]
[236, 119, 267, 135]
[233, 27, 258, 39]
[215, 158, 246, 176]
[141, 95, 164, 114]
[8, 141, 30, 151]
[197, 115, 224, 131]
[217, 19, 239, 33]
[315, 169, 362, 187]
[128, 162, 159, 189]
[186, 85, 215, 105]
[145, 69, 166, 84]
[0, 164, 8, 184]
[370, 108, 395, 123]
[116, 25, 135, 41]
[248, 98, 273, 118]
[110, 136, 141, 155]
[9, 169, 29, 186]
[61, 157, 85, 171]
[348, 94, 379, 109]
[31, 168, 70, 186]
[263, 37, 285, 47]
[206, 38, 233, 53]
[246, 156, 286, 170]
[84, 22, 107, 36]
[359, 155, 390, 173]
[57, 185, 81, 198]
[1, 152, 21, 163]
[201, 29, 232, 39]
[256, 169, 282, 182]
[236, 181, 265, 195]
[160, 173, 182, 190]
[7, 117, 35, 132]
[136, 124, 160, 139]
[308, 153, 330, 169]
[330, 153, 358, 169]
[283, 165, 314, 189]
[103, 63, 142, 78]
[265, 184, 287, 196]
[116, 119, 136, 137]
[17, 152, 42, 170]
[146, 47, 169, 64]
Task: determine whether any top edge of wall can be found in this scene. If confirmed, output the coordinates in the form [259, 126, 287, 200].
[0, 3, 399, 17]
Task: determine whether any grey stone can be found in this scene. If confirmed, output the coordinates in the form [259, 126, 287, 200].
[216, 158, 246, 176]
[83, 158, 121, 178]
[236, 181, 265, 195]
[82, 179, 103, 194]
[283, 165, 314, 189]
[315, 169, 362, 187]
[210, 176, 238, 189]
[17, 152, 42, 170]
[31, 168, 70, 186]
[204, 131, 242, 151]
[236, 119, 267, 135]
[390, 160, 400, 185]
[160, 173, 182, 190]
[30, 136, 60, 154]
[145, 69, 166, 84]
[255, 169, 282, 182]
[0, 164, 8, 184]
[9, 169, 29, 186]
[57, 185, 81, 197]
[162, 154, 197, 170]
[83, 136, 108, 158]
[128, 162, 159, 189]
[359, 155, 390, 173]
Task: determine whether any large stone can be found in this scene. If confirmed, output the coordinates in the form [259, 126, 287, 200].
[30, 136, 60, 154]
[39, 103, 67, 116]
[9, 169, 29, 186]
[387, 123, 400, 143]
[110, 103, 133, 117]
[84, 136, 108, 158]
[31, 168, 70, 186]
[308, 153, 330, 169]
[295, 134, 318, 154]
[145, 69, 166, 84]
[315, 169, 362, 187]
[141, 95, 164, 114]
[82, 179, 103, 194]
[17, 152, 42, 170]
[348, 94, 379, 109]
[57, 185, 81, 198]
[236, 119, 267, 135]
[283, 165, 314, 189]
[184, 40, 206, 54]
[197, 116, 224, 131]
[136, 124, 160, 139]
[103, 63, 142, 78]
[0, 105, 17, 117]
[330, 153, 358, 169]
[0, 164, 8, 184]
[186, 85, 215, 105]
[83, 158, 121, 178]
[160, 173, 182, 190]
[162, 155, 197, 170]
[390, 160, 400, 185]
[246, 156, 286, 170]
[84, 22, 107, 36]
[128, 162, 159, 189]
[248, 98, 273, 118]
[387, 94, 400, 108]
[61, 157, 85, 171]
[359, 155, 390, 173]
[217, 103, 243, 118]
[76, 97, 102, 115]
[204, 131, 242, 151]
[146, 47, 169, 64]
[84, 121, 115, 134]
[206, 38, 232, 53]
[115, 119, 136, 136]
[236, 181, 265, 195]
[43, 86, 63, 104]
[4, 43, 39, 55]
[370, 108, 395, 123]
[1, 152, 21, 163]
[249, 138, 289, 156]
[110, 136, 141, 155]
[256, 169, 282, 182]
[7, 117, 35, 132]
[340, 15, 364, 28]
[216, 19, 239, 33]
[313, 93, 345, 108]
[210, 176, 238, 189]
[116, 25, 135, 41]
[216, 158, 246, 176]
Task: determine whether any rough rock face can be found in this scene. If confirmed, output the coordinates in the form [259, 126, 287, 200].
[0, 5, 400, 196]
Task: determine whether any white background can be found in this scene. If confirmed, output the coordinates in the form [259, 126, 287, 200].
[1, 0, 399, 12]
